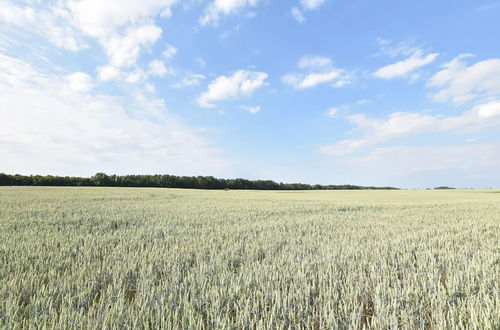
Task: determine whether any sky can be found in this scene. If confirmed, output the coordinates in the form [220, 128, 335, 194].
[1, 0, 500, 188]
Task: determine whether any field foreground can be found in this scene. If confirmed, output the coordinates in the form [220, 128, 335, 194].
[0, 187, 499, 329]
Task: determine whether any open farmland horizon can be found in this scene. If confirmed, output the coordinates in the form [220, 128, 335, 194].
[3, 172, 497, 190]
[1, 187, 498, 328]
[0, 172, 401, 190]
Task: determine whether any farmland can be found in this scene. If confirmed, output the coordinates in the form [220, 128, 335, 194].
[0, 187, 499, 329]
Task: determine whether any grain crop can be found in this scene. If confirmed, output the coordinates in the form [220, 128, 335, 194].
[0, 187, 499, 329]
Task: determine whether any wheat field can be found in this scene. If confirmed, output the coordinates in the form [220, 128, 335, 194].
[0, 187, 499, 329]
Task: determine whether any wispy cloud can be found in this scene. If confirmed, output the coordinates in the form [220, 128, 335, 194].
[240, 105, 261, 114]
[200, 0, 260, 26]
[319, 101, 500, 155]
[172, 72, 206, 88]
[373, 51, 438, 79]
[290, 0, 326, 23]
[299, 0, 326, 10]
[373, 38, 438, 80]
[283, 56, 352, 89]
[162, 43, 177, 59]
[290, 7, 305, 23]
[348, 143, 500, 178]
[476, 2, 500, 12]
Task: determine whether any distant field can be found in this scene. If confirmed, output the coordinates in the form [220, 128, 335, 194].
[0, 187, 499, 329]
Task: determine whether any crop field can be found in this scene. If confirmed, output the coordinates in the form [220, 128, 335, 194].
[0, 187, 499, 329]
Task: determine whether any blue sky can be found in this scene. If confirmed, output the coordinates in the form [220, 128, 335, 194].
[1, 0, 500, 188]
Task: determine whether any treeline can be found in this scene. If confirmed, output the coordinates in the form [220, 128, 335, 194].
[0, 173, 398, 190]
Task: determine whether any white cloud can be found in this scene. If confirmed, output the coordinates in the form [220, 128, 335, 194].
[66, 0, 177, 67]
[172, 73, 206, 88]
[290, 0, 325, 24]
[148, 59, 168, 77]
[41, 6, 87, 51]
[65, 72, 93, 92]
[197, 70, 268, 108]
[200, 0, 259, 26]
[97, 65, 121, 81]
[99, 59, 170, 84]
[319, 101, 500, 155]
[195, 58, 206, 67]
[145, 83, 155, 93]
[125, 68, 147, 84]
[325, 107, 339, 117]
[427, 55, 500, 105]
[219, 24, 242, 39]
[104, 25, 162, 68]
[283, 56, 351, 89]
[476, 100, 500, 119]
[162, 44, 177, 59]
[240, 105, 261, 114]
[374, 51, 438, 79]
[0, 53, 228, 176]
[291, 7, 305, 23]
[1, 0, 177, 68]
[300, 0, 326, 10]
[375, 37, 391, 47]
[325, 100, 368, 118]
[66, 0, 177, 39]
[0, 1, 86, 51]
[0, 2, 36, 24]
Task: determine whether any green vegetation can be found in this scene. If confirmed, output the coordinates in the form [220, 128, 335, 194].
[0, 187, 498, 328]
[0, 172, 397, 190]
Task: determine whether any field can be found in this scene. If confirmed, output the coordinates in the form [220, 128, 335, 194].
[0, 187, 499, 329]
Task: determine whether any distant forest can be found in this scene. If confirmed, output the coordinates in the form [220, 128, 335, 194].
[0, 173, 398, 190]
